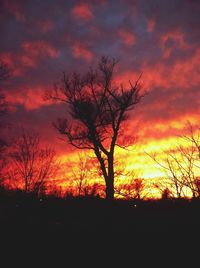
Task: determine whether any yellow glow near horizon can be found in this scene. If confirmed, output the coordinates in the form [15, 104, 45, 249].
[52, 117, 200, 198]
[57, 135, 196, 179]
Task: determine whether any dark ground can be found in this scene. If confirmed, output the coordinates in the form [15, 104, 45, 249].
[1, 188, 199, 266]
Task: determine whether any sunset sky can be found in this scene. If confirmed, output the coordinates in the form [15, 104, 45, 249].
[1, 0, 200, 187]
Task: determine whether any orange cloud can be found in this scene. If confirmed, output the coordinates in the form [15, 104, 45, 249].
[118, 29, 136, 46]
[72, 43, 93, 61]
[117, 47, 200, 90]
[71, 3, 93, 21]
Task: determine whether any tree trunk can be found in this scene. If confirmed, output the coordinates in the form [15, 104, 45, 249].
[106, 177, 114, 200]
[94, 147, 115, 200]
[106, 154, 114, 200]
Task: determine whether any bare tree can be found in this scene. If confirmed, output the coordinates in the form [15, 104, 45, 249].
[151, 177, 179, 199]
[0, 95, 8, 175]
[70, 153, 92, 196]
[0, 61, 9, 120]
[148, 124, 200, 198]
[46, 57, 145, 200]
[8, 129, 59, 196]
[65, 153, 104, 197]
[0, 61, 9, 185]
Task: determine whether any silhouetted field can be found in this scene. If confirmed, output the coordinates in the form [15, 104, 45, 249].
[1, 188, 200, 236]
[1, 188, 200, 265]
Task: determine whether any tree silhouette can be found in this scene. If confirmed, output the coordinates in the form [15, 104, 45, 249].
[149, 123, 200, 198]
[0, 95, 7, 184]
[70, 153, 94, 197]
[47, 57, 145, 200]
[8, 129, 59, 195]
[0, 61, 9, 185]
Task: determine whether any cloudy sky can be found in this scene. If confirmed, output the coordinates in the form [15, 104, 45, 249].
[1, 0, 200, 178]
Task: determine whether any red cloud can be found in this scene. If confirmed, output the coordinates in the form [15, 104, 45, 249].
[118, 29, 136, 46]
[4, 0, 25, 21]
[16, 41, 60, 70]
[37, 20, 55, 33]
[0, 52, 24, 76]
[147, 18, 155, 32]
[160, 30, 190, 52]
[5, 86, 51, 110]
[22, 41, 60, 59]
[0, 41, 60, 77]
[159, 30, 191, 59]
[71, 3, 93, 21]
[72, 43, 93, 61]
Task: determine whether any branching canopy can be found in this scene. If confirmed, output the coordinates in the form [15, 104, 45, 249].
[47, 57, 144, 154]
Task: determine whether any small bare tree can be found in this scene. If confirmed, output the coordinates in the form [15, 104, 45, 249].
[71, 154, 92, 196]
[8, 129, 59, 195]
[46, 57, 145, 200]
[65, 153, 104, 197]
[148, 124, 200, 198]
